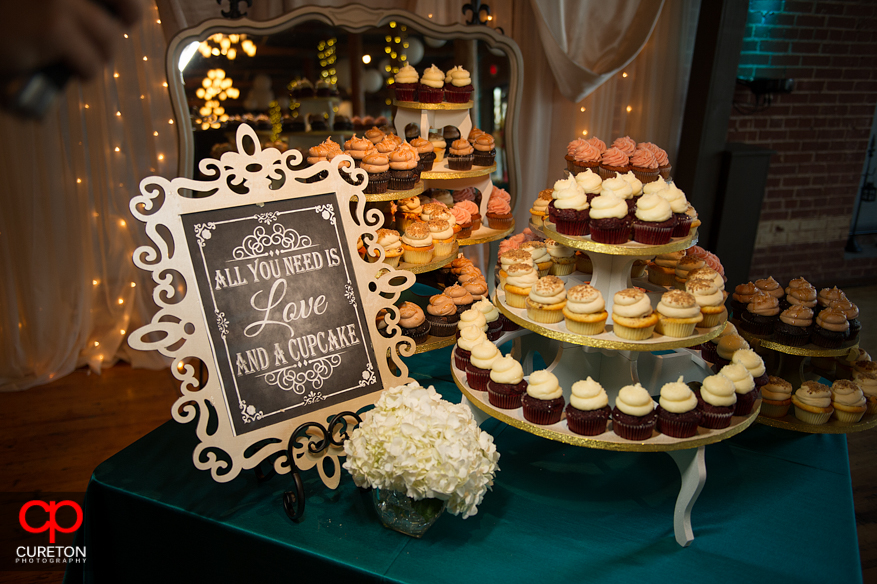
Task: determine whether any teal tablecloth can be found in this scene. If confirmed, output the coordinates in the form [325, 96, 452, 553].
[65, 347, 862, 583]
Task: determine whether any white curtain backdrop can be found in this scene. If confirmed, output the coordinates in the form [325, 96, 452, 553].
[0, 2, 175, 390]
[0, 0, 698, 390]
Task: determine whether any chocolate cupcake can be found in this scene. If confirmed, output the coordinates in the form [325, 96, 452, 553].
[817, 286, 846, 308]
[361, 151, 390, 194]
[656, 377, 701, 438]
[773, 305, 813, 346]
[473, 133, 496, 167]
[629, 147, 660, 184]
[389, 148, 418, 190]
[447, 139, 474, 170]
[425, 294, 460, 337]
[521, 370, 565, 425]
[830, 298, 860, 342]
[397, 301, 430, 342]
[444, 284, 475, 315]
[410, 137, 436, 172]
[611, 383, 657, 440]
[465, 340, 501, 391]
[740, 291, 780, 336]
[565, 377, 611, 436]
[588, 193, 631, 244]
[785, 282, 818, 312]
[812, 307, 849, 348]
[729, 282, 758, 320]
[454, 325, 487, 370]
[696, 374, 737, 429]
[487, 355, 527, 409]
[444, 66, 473, 103]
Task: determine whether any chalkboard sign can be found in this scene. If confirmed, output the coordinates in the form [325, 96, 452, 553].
[129, 125, 415, 483]
[182, 195, 379, 436]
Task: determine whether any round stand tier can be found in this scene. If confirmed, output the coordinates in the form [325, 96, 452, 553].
[494, 289, 726, 351]
[739, 329, 858, 388]
[353, 181, 425, 203]
[420, 161, 496, 180]
[543, 221, 698, 255]
[758, 411, 877, 434]
[393, 101, 473, 147]
[392, 100, 474, 110]
[411, 334, 456, 354]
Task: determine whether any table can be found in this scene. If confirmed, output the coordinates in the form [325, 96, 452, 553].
[65, 347, 862, 584]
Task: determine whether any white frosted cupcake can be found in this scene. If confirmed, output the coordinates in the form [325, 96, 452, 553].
[427, 219, 456, 259]
[503, 263, 538, 309]
[401, 222, 434, 265]
[487, 355, 527, 409]
[562, 284, 608, 335]
[686, 278, 727, 328]
[654, 290, 703, 337]
[457, 308, 488, 334]
[697, 374, 737, 429]
[465, 340, 501, 391]
[525, 276, 567, 324]
[565, 377, 611, 435]
[611, 288, 659, 340]
[546, 239, 577, 276]
[831, 380, 867, 423]
[498, 249, 533, 285]
[455, 324, 487, 370]
[521, 241, 553, 276]
[853, 372, 877, 414]
[719, 363, 757, 416]
[521, 370, 565, 425]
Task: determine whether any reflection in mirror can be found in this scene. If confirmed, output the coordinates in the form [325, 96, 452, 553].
[175, 19, 512, 192]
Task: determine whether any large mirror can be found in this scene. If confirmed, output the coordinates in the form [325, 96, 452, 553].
[166, 5, 524, 208]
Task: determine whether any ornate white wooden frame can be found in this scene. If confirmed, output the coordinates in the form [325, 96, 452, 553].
[129, 125, 414, 483]
[166, 3, 524, 210]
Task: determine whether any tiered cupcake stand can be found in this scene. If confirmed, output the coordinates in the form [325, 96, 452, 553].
[736, 331, 877, 434]
[383, 99, 514, 354]
[453, 222, 760, 547]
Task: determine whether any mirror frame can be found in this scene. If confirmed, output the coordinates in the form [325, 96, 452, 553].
[166, 3, 524, 209]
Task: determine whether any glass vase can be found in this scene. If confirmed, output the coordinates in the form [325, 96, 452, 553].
[371, 488, 447, 538]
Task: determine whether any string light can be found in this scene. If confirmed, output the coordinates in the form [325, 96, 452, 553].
[92, 279, 99, 286]
[94, 341, 100, 347]
[582, 130, 588, 136]
[143, 56, 148, 61]
[153, 131, 158, 136]
[114, 72, 119, 78]
[197, 69, 237, 129]
[362, 55, 371, 64]
[198, 33, 256, 61]
[622, 72, 628, 78]
[580, 107, 586, 112]
[158, 154, 164, 160]
[77, 178, 82, 183]
[120, 329, 126, 335]
[124, 34, 128, 39]
[162, 82, 168, 87]
[116, 111, 121, 116]
[118, 298, 124, 305]
[84, 104, 89, 109]
[130, 282, 136, 287]
[114, 147, 120, 152]
[119, 219, 126, 227]
[168, 119, 174, 124]
[626, 105, 632, 113]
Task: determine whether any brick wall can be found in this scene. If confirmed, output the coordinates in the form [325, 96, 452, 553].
[726, 0, 877, 288]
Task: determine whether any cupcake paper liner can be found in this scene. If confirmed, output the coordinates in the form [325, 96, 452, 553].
[555, 218, 590, 237]
[759, 399, 791, 419]
[632, 223, 674, 245]
[402, 247, 435, 265]
[564, 316, 607, 336]
[488, 388, 523, 410]
[833, 407, 865, 424]
[465, 366, 490, 391]
[699, 409, 733, 429]
[792, 405, 832, 425]
[657, 416, 699, 438]
[453, 347, 470, 370]
[611, 417, 656, 441]
[733, 391, 758, 416]
[527, 305, 565, 324]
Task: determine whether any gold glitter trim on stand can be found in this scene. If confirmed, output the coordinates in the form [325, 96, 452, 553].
[543, 222, 698, 256]
[738, 331, 857, 358]
[393, 100, 474, 110]
[408, 334, 456, 354]
[351, 181, 424, 202]
[451, 354, 759, 452]
[493, 291, 726, 352]
[421, 163, 496, 180]
[398, 242, 459, 274]
[459, 222, 515, 246]
[757, 412, 877, 434]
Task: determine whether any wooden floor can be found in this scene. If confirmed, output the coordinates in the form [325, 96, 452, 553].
[1, 285, 876, 583]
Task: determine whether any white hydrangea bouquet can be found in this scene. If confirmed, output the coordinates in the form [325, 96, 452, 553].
[343, 381, 500, 519]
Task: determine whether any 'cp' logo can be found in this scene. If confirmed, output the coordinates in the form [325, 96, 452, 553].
[19, 500, 83, 543]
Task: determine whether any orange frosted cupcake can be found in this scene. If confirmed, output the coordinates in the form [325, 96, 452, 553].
[400, 222, 434, 265]
[473, 133, 496, 167]
[503, 263, 538, 309]
[444, 284, 475, 315]
[525, 276, 567, 324]
[599, 146, 630, 180]
[447, 138, 474, 170]
[629, 147, 660, 184]
[611, 288, 659, 341]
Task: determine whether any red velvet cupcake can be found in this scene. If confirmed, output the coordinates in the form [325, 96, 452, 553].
[611, 384, 657, 440]
[551, 175, 590, 236]
[487, 356, 527, 409]
[696, 375, 737, 429]
[588, 193, 631, 244]
[565, 378, 611, 436]
[454, 325, 488, 370]
[392, 64, 419, 102]
[444, 66, 474, 103]
[464, 340, 501, 391]
[656, 377, 701, 438]
[521, 370, 565, 425]
[632, 193, 676, 245]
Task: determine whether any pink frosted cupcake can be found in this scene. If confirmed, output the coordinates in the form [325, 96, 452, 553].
[569, 141, 602, 175]
[486, 188, 513, 230]
[599, 147, 630, 180]
[640, 142, 672, 179]
[611, 136, 637, 158]
[629, 147, 660, 184]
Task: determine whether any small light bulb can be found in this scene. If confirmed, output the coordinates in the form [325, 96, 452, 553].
[153, 131, 158, 136]
[580, 107, 586, 112]
[130, 282, 136, 287]
[93, 279, 99, 286]
[115, 147, 120, 152]
[116, 111, 121, 116]
[120, 329, 126, 335]
[114, 72, 119, 78]
[118, 298, 124, 305]
[143, 56, 148, 61]
[119, 219, 126, 227]
[77, 178, 82, 184]
[94, 341, 100, 347]
[124, 34, 128, 39]
[158, 154, 165, 161]
[622, 72, 628, 78]
[626, 105, 632, 113]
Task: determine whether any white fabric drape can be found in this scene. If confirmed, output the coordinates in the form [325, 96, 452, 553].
[0, 2, 175, 390]
[530, 0, 665, 103]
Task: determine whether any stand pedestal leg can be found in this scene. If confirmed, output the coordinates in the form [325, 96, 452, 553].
[667, 446, 706, 547]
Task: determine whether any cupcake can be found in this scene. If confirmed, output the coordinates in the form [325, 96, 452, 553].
[817, 286, 846, 308]
[569, 141, 602, 175]
[305, 143, 330, 183]
[473, 134, 496, 167]
[656, 183, 693, 237]
[474, 298, 503, 341]
[685, 279, 727, 328]
[656, 377, 701, 438]
[503, 263, 538, 309]
[854, 372, 877, 414]
[673, 256, 705, 290]
[372, 228, 404, 267]
[395, 197, 422, 233]
[361, 151, 390, 194]
[449, 205, 473, 238]
[611, 136, 637, 158]
[393, 64, 419, 101]
[444, 284, 475, 315]
[831, 380, 867, 424]
[521, 370, 565, 425]
[574, 168, 603, 204]
[499, 249, 534, 285]
[640, 142, 672, 179]
[398, 301, 430, 342]
[760, 376, 793, 418]
[575, 251, 593, 274]
[417, 64, 444, 103]
[365, 126, 386, 146]
[455, 200, 481, 231]
[720, 363, 757, 416]
[773, 305, 813, 346]
[410, 137, 436, 172]
[791, 381, 834, 425]
[463, 278, 489, 303]
[486, 190, 514, 231]
[428, 132, 447, 162]
[812, 307, 849, 349]
[631, 259, 649, 279]
[565, 377, 611, 436]
[563, 284, 608, 335]
[551, 177, 590, 236]
[400, 222, 434, 265]
[836, 348, 870, 380]
[598, 147, 630, 180]
[648, 251, 685, 287]
[696, 374, 737, 429]
[830, 298, 861, 342]
[714, 333, 750, 369]
[428, 219, 456, 259]
[655, 290, 703, 337]
[786, 282, 818, 310]
[600, 175, 636, 213]
[465, 340, 501, 391]
[530, 189, 553, 227]
[546, 240, 577, 276]
[611, 383, 657, 440]
[687, 266, 725, 292]
[740, 291, 780, 336]
[468, 127, 485, 144]
[444, 65, 473, 103]
[425, 294, 460, 337]
[344, 134, 373, 167]
[610, 288, 659, 341]
[588, 193, 630, 244]
[754, 276, 784, 301]
[389, 148, 418, 190]
[565, 138, 587, 172]
[729, 281, 758, 319]
[525, 276, 567, 324]
[455, 325, 487, 370]
[620, 171, 644, 198]
[447, 139, 474, 171]
[520, 241, 553, 276]
[487, 355, 527, 409]
[731, 349, 768, 388]
[701, 322, 739, 364]
[629, 147, 660, 184]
